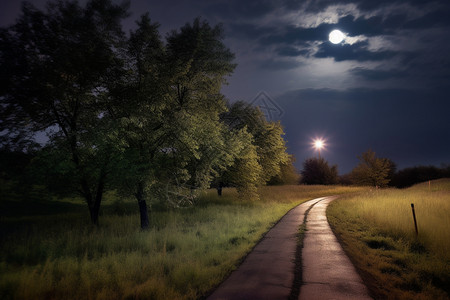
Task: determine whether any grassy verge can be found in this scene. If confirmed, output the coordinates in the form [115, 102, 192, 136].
[327, 179, 450, 299]
[1, 185, 362, 300]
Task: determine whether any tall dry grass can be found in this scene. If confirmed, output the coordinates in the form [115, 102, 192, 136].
[343, 179, 450, 259]
[327, 179, 450, 299]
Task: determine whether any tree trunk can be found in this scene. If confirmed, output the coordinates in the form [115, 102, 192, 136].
[71, 139, 103, 226]
[84, 169, 106, 226]
[217, 182, 223, 196]
[138, 200, 150, 230]
[80, 178, 99, 225]
[89, 202, 100, 226]
[136, 181, 150, 230]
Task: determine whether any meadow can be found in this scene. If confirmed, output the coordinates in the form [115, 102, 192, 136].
[0, 184, 362, 300]
[327, 179, 450, 299]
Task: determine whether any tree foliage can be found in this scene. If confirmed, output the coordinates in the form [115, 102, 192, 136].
[107, 13, 167, 228]
[219, 101, 290, 200]
[161, 18, 236, 192]
[301, 157, 338, 185]
[351, 150, 392, 187]
[105, 16, 237, 226]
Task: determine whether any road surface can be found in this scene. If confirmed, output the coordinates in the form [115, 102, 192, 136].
[207, 196, 372, 300]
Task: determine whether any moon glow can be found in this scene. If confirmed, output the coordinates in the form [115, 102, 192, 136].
[329, 30, 345, 44]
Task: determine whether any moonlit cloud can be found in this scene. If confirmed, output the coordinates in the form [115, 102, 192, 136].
[343, 35, 367, 45]
[286, 4, 361, 28]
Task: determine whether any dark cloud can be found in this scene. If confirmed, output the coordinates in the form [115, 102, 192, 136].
[404, 7, 450, 29]
[336, 15, 393, 36]
[260, 58, 303, 70]
[277, 46, 310, 57]
[227, 22, 273, 40]
[206, 0, 311, 20]
[356, 0, 436, 11]
[349, 67, 408, 80]
[314, 41, 398, 62]
[282, 0, 303, 10]
[302, 0, 437, 13]
[205, 0, 276, 20]
[259, 23, 331, 46]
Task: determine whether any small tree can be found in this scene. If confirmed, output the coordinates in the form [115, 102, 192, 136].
[351, 150, 392, 187]
[301, 157, 338, 185]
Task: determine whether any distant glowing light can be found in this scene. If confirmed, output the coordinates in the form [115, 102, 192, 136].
[329, 30, 345, 44]
[312, 138, 326, 158]
[314, 139, 325, 150]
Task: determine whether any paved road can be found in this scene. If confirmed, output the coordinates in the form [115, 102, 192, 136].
[299, 196, 372, 300]
[207, 196, 372, 300]
[207, 198, 323, 300]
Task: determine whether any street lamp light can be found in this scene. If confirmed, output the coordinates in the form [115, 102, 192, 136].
[313, 138, 325, 158]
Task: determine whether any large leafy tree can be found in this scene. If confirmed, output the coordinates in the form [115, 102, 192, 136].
[154, 18, 237, 204]
[108, 13, 166, 229]
[110, 17, 237, 226]
[0, 0, 129, 225]
[351, 149, 392, 187]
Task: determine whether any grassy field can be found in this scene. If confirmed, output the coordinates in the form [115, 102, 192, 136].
[327, 179, 450, 299]
[0, 184, 362, 300]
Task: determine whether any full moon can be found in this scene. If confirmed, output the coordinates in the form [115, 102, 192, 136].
[329, 30, 345, 44]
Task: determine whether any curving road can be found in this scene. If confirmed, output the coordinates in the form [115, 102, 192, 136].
[207, 196, 372, 300]
[299, 196, 372, 300]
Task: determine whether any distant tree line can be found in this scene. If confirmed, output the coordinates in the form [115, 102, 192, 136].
[0, 0, 294, 228]
[389, 165, 450, 188]
[300, 149, 449, 188]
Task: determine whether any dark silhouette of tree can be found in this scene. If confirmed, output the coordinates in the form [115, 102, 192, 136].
[301, 157, 338, 185]
[0, 0, 129, 225]
[338, 173, 353, 185]
[351, 150, 392, 187]
[390, 165, 450, 188]
[106, 13, 166, 229]
[386, 159, 397, 184]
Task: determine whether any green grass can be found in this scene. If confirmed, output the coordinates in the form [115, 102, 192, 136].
[327, 179, 450, 299]
[0, 185, 362, 300]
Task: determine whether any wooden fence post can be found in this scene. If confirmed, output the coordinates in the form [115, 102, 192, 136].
[411, 203, 418, 236]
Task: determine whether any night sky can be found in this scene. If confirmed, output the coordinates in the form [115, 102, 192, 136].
[1, 0, 450, 174]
